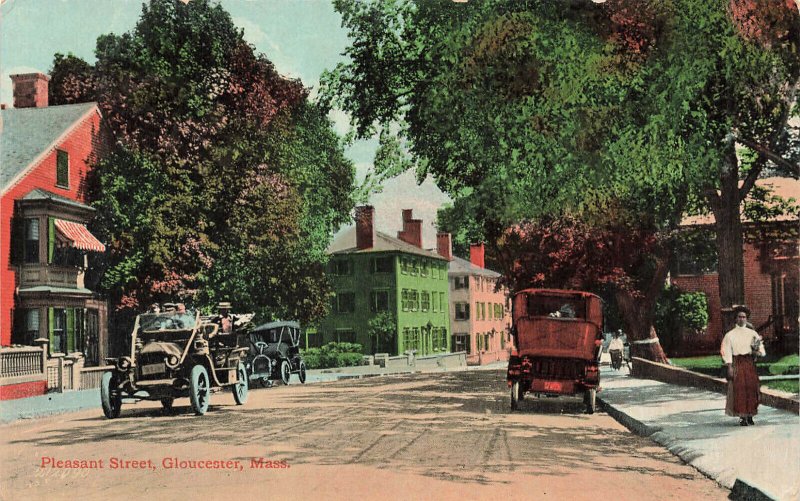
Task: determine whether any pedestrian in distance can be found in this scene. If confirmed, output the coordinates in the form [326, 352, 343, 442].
[609, 331, 624, 370]
[720, 305, 765, 426]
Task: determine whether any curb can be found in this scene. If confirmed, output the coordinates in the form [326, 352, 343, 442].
[598, 395, 777, 501]
[598, 396, 661, 437]
[730, 479, 778, 501]
[0, 389, 99, 424]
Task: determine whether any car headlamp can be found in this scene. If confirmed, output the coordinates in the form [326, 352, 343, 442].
[166, 355, 180, 368]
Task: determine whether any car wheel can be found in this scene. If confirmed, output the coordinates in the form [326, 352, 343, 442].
[231, 362, 248, 405]
[584, 388, 597, 414]
[510, 381, 520, 411]
[100, 372, 122, 419]
[280, 360, 291, 385]
[160, 397, 174, 412]
[189, 365, 210, 415]
[298, 360, 307, 384]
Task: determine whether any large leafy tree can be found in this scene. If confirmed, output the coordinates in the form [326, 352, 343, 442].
[51, 0, 355, 325]
[322, 0, 799, 359]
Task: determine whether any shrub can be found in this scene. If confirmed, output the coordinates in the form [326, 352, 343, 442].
[301, 342, 364, 369]
[655, 285, 709, 353]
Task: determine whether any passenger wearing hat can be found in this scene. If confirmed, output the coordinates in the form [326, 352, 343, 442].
[216, 302, 233, 334]
[720, 305, 765, 426]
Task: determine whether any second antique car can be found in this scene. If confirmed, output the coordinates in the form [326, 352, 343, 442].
[245, 320, 307, 386]
[100, 308, 251, 418]
[506, 289, 604, 413]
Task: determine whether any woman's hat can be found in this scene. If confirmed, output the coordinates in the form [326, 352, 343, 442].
[733, 304, 751, 317]
[218, 301, 232, 310]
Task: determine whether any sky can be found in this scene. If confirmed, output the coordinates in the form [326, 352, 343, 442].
[0, 0, 451, 247]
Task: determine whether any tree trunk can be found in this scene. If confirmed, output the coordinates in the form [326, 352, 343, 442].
[615, 289, 669, 363]
[613, 252, 670, 364]
[711, 148, 746, 337]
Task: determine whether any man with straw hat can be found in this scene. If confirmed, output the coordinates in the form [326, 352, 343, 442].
[216, 301, 233, 334]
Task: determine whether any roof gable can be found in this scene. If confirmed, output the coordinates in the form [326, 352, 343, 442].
[448, 255, 501, 278]
[328, 226, 446, 260]
[1, 102, 98, 192]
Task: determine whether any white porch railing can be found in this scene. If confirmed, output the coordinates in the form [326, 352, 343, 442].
[0, 345, 46, 378]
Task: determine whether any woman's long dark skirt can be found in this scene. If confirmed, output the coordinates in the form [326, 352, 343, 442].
[726, 355, 760, 417]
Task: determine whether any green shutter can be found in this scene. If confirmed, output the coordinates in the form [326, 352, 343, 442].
[48, 308, 55, 353]
[57, 150, 69, 187]
[66, 308, 75, 353]
[10, 216, 24, 264]
[48, 218, 55, 263]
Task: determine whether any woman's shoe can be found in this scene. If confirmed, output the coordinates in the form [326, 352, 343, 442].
[747, 416, 754, 425]
[739, 418, 748, 426]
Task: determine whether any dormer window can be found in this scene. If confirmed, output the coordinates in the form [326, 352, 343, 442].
[56, 150, 69, 188]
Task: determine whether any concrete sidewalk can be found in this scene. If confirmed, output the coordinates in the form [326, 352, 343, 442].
[598, 366, 800, 501]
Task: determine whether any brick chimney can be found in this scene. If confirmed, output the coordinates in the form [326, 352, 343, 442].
[470, 243, 485, 269]
[11, 73, 50, 108]
[397, 209, 423, 248]
[355, 205, 375, 250]
[437, 233, 453, 261]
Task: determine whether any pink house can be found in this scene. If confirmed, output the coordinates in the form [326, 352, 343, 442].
[442, 240, 512, 365]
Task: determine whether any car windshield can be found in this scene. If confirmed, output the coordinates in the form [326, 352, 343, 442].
[527, 296, 586, 320]
[139, 311, 197, 332]
[266, 329, 281, 343]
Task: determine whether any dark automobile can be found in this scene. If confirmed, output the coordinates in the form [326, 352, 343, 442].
[246, 320, 307, 386]
[100, 309, 250, 418]
[507, 289, 604, 413]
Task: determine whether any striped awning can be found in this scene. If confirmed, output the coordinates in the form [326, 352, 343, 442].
[54, 219, 106, 253]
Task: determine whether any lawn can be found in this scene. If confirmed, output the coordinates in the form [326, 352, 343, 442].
[671, 354, 799, 394]
[764, 379, 800, 394]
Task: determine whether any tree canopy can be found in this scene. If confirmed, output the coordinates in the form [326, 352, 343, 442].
[51, 0, 355, 323]
[321, 0, 799, 357]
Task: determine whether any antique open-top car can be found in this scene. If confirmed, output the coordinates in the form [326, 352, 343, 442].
[100, 309, 251, 418]
[246, 320, 307, 386]
[507, 289, 604, 413]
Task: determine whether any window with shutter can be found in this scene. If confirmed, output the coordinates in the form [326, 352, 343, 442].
[56, 150, 69, 188]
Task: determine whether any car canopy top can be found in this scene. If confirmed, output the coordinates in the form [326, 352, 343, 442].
[251, 320, 301, 332]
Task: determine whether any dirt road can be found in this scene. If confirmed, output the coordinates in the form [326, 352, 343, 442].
[0, 370, 727, 500]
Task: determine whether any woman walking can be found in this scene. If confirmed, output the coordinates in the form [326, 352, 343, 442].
[720, 305, 765, 426]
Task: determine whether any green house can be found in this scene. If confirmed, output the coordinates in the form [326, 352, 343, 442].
[313, 207, 451, 356]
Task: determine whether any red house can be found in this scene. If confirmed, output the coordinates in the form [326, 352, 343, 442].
[671, 177, 799, 356]
[0, 73, 108, 397]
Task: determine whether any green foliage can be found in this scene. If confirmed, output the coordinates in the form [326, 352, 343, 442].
[324, 0, 799, 243]
[301, 342, 365, 369]
[764, 380, 799, 394]
[55, 0, 356, 323]
[769, 354, 799, 376]
[323, 0, 798, 352]
[49, 53, 97, 105]
[655, 285, 709, 349]
[670, 355, 723, 370]
[672, 228, 718, 275]
[743, 184, 800, 225]
[367, 312, 396, 353]
[674, 293, 710, 332]
[673, 355, 799, 384]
